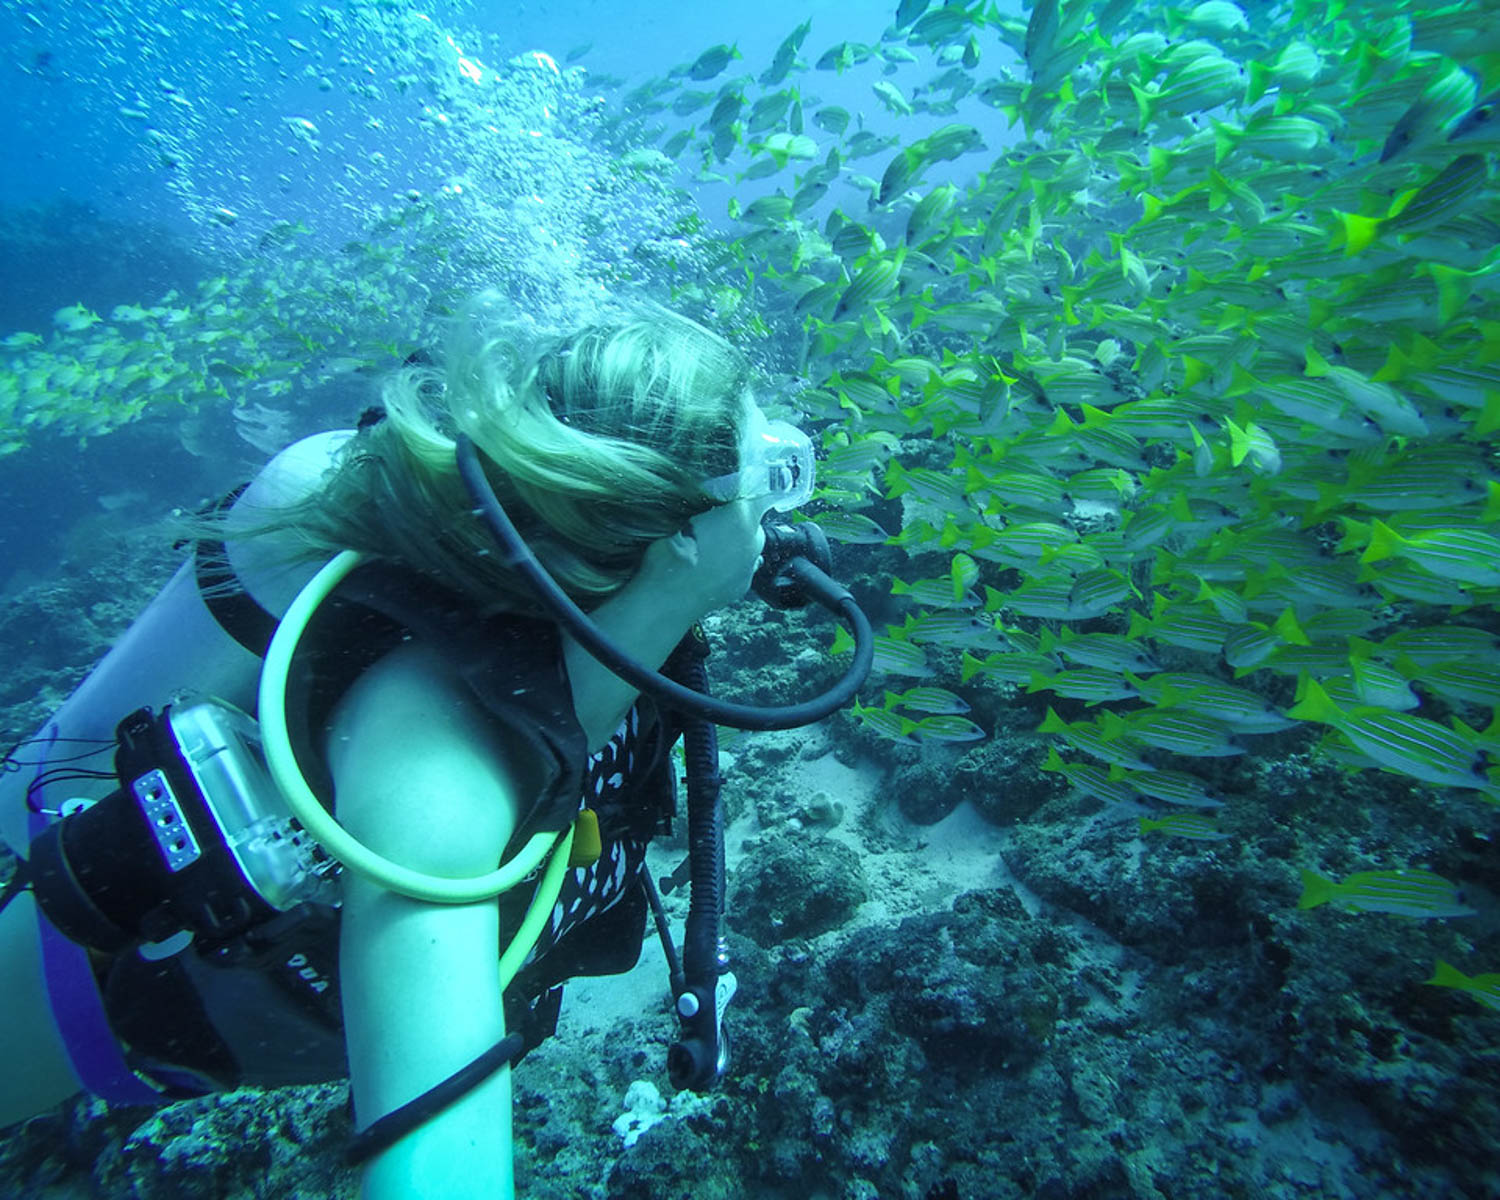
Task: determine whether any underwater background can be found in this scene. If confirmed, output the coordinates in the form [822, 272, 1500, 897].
[2, 0, 1499, 1197]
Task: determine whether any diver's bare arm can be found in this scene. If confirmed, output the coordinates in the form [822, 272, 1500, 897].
[331, 645, 522, 1200]
[561, 560, 701, 751]
[562, 498, 763, 750]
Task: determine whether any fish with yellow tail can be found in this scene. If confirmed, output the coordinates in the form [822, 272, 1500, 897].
[1298, 869, 1476, 919]
[1425, 961, 1500, 1011]
[1287, 678, 1500, 802]
[1137, 814, 1231, 842]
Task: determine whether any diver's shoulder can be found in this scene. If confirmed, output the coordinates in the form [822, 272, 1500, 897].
[337, 638, 479, 724]
[327, 638, 525, 868]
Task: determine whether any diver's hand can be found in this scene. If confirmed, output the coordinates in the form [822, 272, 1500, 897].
[637, 499, 766, 620]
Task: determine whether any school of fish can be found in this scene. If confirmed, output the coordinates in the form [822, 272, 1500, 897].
[602, 0, 1500, 1001]
[2, 0, 1498, 1004]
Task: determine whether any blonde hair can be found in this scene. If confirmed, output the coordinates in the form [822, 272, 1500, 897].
[239, 303, 752, 614]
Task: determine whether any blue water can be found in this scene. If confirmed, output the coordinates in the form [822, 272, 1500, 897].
[2, 2, 1498, 1198]
[0, 0, 930, 247]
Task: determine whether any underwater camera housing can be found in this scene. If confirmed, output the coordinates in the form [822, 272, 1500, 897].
[28, 698, 340, 955]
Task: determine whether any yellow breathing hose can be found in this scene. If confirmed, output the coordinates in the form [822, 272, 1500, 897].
[258, 550, 579, 953]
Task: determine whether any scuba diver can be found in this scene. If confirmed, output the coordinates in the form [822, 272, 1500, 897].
[0, 304, 872, 1198]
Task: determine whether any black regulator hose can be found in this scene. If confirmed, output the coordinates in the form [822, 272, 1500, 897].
[456, 435, 874, 732]
[455, 434, 875, 1092]
[664, 637, 730, 1091]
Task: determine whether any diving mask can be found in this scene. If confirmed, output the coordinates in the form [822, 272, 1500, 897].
[701, 407, 815, 515]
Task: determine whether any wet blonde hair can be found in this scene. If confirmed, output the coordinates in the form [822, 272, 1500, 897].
[244, 302, 751, 614]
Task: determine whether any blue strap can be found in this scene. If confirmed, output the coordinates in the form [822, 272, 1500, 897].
[27, 723, 163, 1107]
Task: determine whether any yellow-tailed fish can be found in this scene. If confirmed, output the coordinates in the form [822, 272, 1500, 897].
[1298, 869, 1476, 919]
[1103, 709, 1244, 758]
[962, 649, 1057, 687]
[816, 511, 891, 545]
[814, 106, 851, 136]
[815, 41, 875, 74]
[895, 0, 931, 30]
[1380, 61, 1477, 162]
[1338, 155, 1490, 254]
[835, 250, 904, 318]
[852, 700, 922, 745]
[884, 686, 970, 716]
[1396, 660, 1500, 710]
[760, 20, 811, 87]
[686, 43, 740, 81]
[1425, 961, 1500, 1011]
[1026, 668, 1140, 705]
[1040, 629, 1160, 673]
[1127, 595, 1231, 654]
[1343, 645, 1420, 711]
[1288, 678, 1497, 797]
[891, 576, 981, 609]
[1110, 765, 1225, 809]
[1449, 89, 1500, 150]
[54, 304, 101, 332]
[1381, 625, 1500, 666]
[1131, 672, 1297, 734]
[1042, 748, 1137, 804]
[1360, 520, 1500, 588]
[1040, 708, 1154, 770]
[1138, 813, 1231, 841]
[910, 714, 986, 744]
[831, 626, 932, 677]
[900, 610, 1008, 651]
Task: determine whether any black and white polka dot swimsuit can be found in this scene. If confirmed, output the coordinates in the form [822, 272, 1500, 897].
[525, 704, 651, 961]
